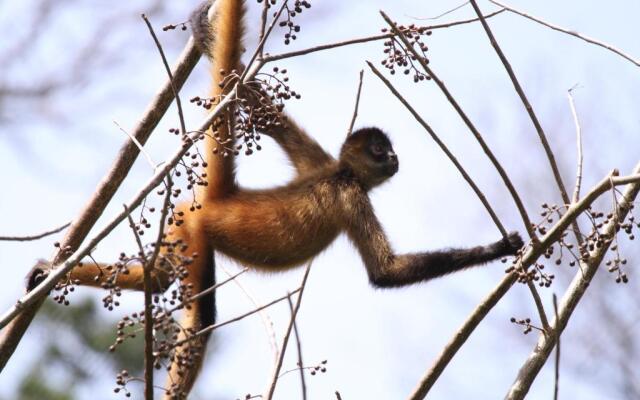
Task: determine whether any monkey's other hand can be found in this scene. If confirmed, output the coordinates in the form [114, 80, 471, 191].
[25, 259, 52, 293]
[501, 231, 524, 256]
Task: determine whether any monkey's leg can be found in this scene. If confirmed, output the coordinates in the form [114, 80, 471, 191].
[25, 258, 174, 293]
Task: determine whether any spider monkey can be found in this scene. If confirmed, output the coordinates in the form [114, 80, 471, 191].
[27, 0, 523, 398]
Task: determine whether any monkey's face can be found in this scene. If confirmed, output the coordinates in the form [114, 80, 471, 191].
[365, 132, 399, 180]
[340, 127, 399, 188]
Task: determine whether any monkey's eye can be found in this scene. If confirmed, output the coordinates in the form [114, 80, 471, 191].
[371, 144, 385, 155]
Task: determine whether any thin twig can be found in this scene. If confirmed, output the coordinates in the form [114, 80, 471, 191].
[379, 11, 536, 242]
[264, 262, 312, 400]
[219, 265, 279, 362]
[0, 222, 70, 242]
[346, 70, 364, 137]
[258, 0, 269, 58]
[527, 281, 550, 332]
[367, 61, 507, 237]
[263, 9, 506, 63]
[122, 205, 153, 400]
[567, 86, 583, 203]
[489, 0, 640, 67]
[505, 162, 640, 400]
[176, 287, 301, 346]
[287, 296, 307, 400]
[143, 176, 172, 400]
[113, 120, 156, 169]
[467, 1, 579, 244]
[171, 268, 248, 311]
[242, 0, 289, 82]
[142, 14, 187, 136]
[409, 1, 470, 21]
[553, 294, 560, 400]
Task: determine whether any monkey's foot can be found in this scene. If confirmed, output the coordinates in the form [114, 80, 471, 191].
[25, 259, 52, 292]
[503, 231, 524, 255]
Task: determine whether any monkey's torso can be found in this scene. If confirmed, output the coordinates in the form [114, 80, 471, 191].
[198, 164, 367, 270]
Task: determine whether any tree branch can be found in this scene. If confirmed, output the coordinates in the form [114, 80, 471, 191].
[489, 0, 640, 67]
[506, 162, 640, 399]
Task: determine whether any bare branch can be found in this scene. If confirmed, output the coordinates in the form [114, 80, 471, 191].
[178, 267, 248, 309]
[258, 0, 269, 58]
[367, 61, 507, 237]
[346, 70, 364, 137]
[113, 120, 157, 170]
[264, 9, 506, 63]
[506, 161, 640, 399]
[142, 14, 187, 136]
[527, 280, 550, 333]
[220, 265, 280, 362]
[379, 10, 536, 241]
[287, 295, 307, 400]
[243, 0, 289, 82]
[489, 0, 640, 67]
[264, 262, 313, 400]
[143, 176, 172, 400]
[407, 272, 517, 399]
[408, 1, 471, 21]
[0, 222, 70, 242]
[467, 0, 580, 244]
[177, 287, 302, 346]
[567, 87, 584, 203]
[408, 166, 640, 399]
[553, 294, 560, 400]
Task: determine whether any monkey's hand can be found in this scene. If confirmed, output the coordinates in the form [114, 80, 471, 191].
[500, 231, 524, 256]
[25, 259, 53, 293]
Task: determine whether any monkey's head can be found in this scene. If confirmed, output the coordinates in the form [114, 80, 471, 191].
[339, 127, 399, 189]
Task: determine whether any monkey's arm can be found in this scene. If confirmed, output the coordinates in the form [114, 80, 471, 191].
[190, 1, 333, 176]
[260, 113, 335, 175]
[343, 188, 523, 288]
